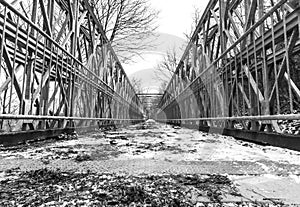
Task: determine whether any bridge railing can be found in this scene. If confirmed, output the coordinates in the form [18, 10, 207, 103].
[0, 0, 144, 145]
[157, 0, 300, 150]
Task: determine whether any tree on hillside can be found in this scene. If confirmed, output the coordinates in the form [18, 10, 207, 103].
[184, 6, 201, 41]
[158, 81, 168, 94]
[91, 0, 159, 62]
[130, 77, 142, 94]
[154, 47, 180, 93]
[155, 47, 179, 82]
[156, 7, 201, 92]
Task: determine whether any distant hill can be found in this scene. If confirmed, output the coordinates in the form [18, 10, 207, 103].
[129, 68, 172, 92]
[130, 68, 157, 91]
[146, 32, 186, 55]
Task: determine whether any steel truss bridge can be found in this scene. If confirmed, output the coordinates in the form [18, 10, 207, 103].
[0, 0, 300, 150]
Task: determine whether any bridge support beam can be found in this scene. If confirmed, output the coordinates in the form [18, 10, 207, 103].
[0, 0, 144, 145]
[157, 0, 300, 151]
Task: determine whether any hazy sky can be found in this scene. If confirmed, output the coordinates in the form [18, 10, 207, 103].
[151, 0, 209, 38]
[124, 0, 210, 77]
[124, 0, 210, 80]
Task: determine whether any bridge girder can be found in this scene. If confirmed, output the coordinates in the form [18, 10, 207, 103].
[157, 0, 300, 150]
[0, 0, 144, 145]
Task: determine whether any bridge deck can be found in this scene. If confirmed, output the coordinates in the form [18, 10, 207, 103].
[0, 120, 299, 205]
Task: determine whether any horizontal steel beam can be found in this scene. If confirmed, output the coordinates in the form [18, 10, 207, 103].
[0, 119, 143, 146]
[0, 114, 144, 121]
[137, 93, 164, 96]
[0, 128, 75, 146]
[156, 114, 300, 121]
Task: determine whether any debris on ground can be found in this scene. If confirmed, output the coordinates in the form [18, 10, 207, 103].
[135, 141, 184, 153]
[75, 152, 92, 162]
[105, 132, 129, 140]
[57, 132, 79, 140]
[0, 169, 278, 206]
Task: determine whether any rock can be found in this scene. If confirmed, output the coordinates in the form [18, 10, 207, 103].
[41, 158, 50, 165]
[69, 132, 79, 139]
[109, 140, 117, 145]
[75, 152, 92, 162]
[166, 133, 175, 137]
[56, 134, 66, 140]
[188, 149, 197, 153]
[105, 134, 128, 140]
[242, 143, 250, 147]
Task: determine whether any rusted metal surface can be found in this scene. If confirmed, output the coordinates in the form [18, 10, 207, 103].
[0, 0, 143, 143]
[156, 0, 300, 149]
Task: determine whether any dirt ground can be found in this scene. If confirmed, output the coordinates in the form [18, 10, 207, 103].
[0, 120, 300, 206]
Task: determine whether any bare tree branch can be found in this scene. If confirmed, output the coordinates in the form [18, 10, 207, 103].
[154, 47, 179, 92]
[129, 76, 142, 94]
[184, 6, 202, 41]
[156, 7, 202, 92]
[93, 0, 159, 63]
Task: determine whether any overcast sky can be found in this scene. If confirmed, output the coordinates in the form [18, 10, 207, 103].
[150, 0, 209, 38]
[124, 0, 209, 76]
[124, 0, 210, 77]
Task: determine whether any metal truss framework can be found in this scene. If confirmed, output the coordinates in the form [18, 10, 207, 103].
[0, 0, 143, 145]
[157, 0, 300, 150]
[137, 93, 163, 118]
